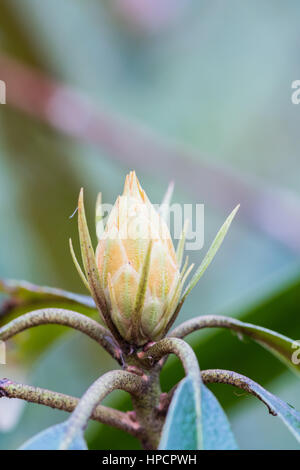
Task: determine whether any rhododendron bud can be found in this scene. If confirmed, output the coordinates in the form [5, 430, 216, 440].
[96, 172, 183, 346]
[71, 171, 238, 348]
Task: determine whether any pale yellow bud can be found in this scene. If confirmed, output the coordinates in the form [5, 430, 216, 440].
[96, 171, 181, 346]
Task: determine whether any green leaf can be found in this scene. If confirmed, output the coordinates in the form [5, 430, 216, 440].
[171, 313, 300, 378]
[159, 376, 202, 450]
[229, 318, 300, 377]
[244, 381, 300, 444]
[19, 422, 88, 450]
[0, 279, 98, 363]
[201, 384, 238, 450]
[182, 205, 239, 302]
[0, 279, 95, 310]
[198, 316, 300, 378]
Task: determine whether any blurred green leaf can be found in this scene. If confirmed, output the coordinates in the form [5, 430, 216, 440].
[159, 376, 202, 450]
[202, 384, 238, 450]
[0, 280, 98, 364]
[221, 318, 300, 377]
[172, 315, 300, 377]
[0, 279, 95, 312]
[19, 421, 87, 450]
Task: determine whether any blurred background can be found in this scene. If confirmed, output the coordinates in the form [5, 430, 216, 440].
[0, 0, 300, 450]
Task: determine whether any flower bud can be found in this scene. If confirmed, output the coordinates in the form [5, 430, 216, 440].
[72, 172, 237, 347]
[96, 172, 182, 346]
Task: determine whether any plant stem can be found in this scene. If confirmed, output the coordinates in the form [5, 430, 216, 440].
[168, 314, 247, 338]
[161, 369, 278, 417]
[201, 369, 277, 415]
[169, 315, 299, 375]
[60, 370, 145, 450]
[129, 367, 163, 450]
[0, 378, 141, 436]
[140, 337, 201, 382]
[139, 338, 202, 450]
[0, 308, 123, 365]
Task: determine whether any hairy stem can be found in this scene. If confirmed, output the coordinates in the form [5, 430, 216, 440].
[60, 370, 145, 450]
[0, 378, 141, 436]
[129, 367, 163, 450]
[161, 369, 278, 417]
[140, 338, 202, 450]
[168, 314, 261, 339]
[201, 369, 277, 416]
[0, 308, 123, 365]
[140, 337, 201, 382]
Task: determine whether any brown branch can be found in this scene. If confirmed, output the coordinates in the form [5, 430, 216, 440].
[201, 369, 277, 416]
[60, 370, 146, 449]
[168, 314, 248, 339]
[0, 53, 300, 253]
[0, 378, 141, 437]
[160, 369, 278, 417]
[139, 337, 201, 383]
[0, 308, 123, 365]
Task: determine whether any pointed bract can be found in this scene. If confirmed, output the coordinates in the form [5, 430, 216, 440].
[182, 205, 240, 302]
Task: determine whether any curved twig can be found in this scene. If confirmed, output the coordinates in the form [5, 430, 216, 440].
[139, 337, 201, 382]
[160, 369, 278, 417]
[0, 308, 123, 365]
[168, 315, 300, 377]
[169, 314, 248, 339]
[201, 369, 277, 416]
[0, 378, 141, 437]
[60, 370, 146, 449]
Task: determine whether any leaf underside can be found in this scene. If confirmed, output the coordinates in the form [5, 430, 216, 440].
[19, 422, 87, 450]
[0, 279, 95, 310]
[201, 384, 238, 450]
[245, 381, 300, 444]
[159, 376, 202, 450]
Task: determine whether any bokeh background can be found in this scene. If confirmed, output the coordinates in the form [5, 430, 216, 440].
[0, 0, 300, 450]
